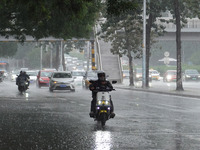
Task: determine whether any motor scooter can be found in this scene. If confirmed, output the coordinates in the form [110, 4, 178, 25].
[89, 80, 117, 126]
[17, 76, 29, 94]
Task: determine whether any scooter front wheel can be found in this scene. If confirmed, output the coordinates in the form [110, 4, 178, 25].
[101, 113, 107, 126]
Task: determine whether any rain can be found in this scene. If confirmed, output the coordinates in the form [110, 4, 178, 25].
[1, 1, 200, 150]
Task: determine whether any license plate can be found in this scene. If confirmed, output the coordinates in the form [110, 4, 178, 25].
[60, 84, 67, 87]
[192, 78, 196, 80]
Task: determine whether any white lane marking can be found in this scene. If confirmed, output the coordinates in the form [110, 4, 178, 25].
[79, 104, 86, 106]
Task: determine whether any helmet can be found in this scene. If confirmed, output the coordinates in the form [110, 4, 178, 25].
[97, 71, 106, 81]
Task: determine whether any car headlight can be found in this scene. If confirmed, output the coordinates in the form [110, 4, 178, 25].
[167, 75, 172, 80]
[51, 80, 57, 84]
[136, 75, 140, 78]
[186, 75, 190, 78]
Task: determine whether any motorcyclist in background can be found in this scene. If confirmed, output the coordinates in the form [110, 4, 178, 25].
[0, 71, 4, 82]
[16, 71, 30, 88]
[89, 71, 115, 118]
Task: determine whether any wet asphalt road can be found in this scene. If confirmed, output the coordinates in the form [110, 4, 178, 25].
[1, 80, 200, 150]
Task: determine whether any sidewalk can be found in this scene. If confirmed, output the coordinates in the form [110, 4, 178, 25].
[115, 82, 200, 99]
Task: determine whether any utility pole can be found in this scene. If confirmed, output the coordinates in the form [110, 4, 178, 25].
[142, 0, 147, 88]
[60, 40, 63, 71]
[87, 41, 90, 71]
[40, 44, 43, 70]
[49, 42, 53, 68]
[91, 40, 96, 70]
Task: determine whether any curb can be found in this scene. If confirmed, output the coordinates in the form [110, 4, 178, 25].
[115, 85, 200, 99]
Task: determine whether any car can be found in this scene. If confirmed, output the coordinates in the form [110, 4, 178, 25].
[36, 70, 55, 88]
[66, 64, 77, 71]
[122, 70, 129, 78]
[42, 68, 57, 71]
[134, 68, 152, 82]
[149, 69, 160, 80]
[183, 69, 200, 81]
[163, 70, 177, 82]
[71, 70, 86, 86]
[10, 70, 20, 81]
[134, 68, 142, 81]
[49, 71, 75, 92]
[26, 70, 38, 84]
[0, 69, 9, 79]
[82, 70, 98, 89]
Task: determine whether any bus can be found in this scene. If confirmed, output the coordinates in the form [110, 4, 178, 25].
[0, 61, 9, 71]
[0, 61, 9, 78]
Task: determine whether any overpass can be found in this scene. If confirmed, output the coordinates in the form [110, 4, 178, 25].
[156, 17, 200, 41]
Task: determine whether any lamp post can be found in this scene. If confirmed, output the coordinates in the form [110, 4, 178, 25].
[60, 40, 64, 71]
[49, 42, 53, 68]
[142, 0, 147, 88]
[40, 44, 43, 70]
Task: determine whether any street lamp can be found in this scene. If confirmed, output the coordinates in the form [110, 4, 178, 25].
[60, 40, 63, 71]
[40, 44, 44, 70]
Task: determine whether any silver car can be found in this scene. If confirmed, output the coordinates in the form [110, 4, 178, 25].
[49, 71, 75, 92]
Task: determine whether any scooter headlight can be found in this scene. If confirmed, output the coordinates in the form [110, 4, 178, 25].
[105, 101, 109, 105]
[97, 101, 102, 105]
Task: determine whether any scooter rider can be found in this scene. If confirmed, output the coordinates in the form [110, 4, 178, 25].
[89, 71, 115, 118]
[16, 71, 30, 88]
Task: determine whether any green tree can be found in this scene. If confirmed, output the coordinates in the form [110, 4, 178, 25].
[100, 2, 143, 86]
[145, 0, 167, 88]
[0, 0, 100, 41]
[165, 0, 195, 91]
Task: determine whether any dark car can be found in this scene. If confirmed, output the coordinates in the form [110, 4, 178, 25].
[183, 69, 200, 81]
[36, 70, 55, 88]
[82, 70, 98, 89]
[163, 70, 177, 82]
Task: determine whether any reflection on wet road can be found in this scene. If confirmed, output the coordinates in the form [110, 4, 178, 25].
[95, 131, 112, 150]
[1, 80, 200, 149]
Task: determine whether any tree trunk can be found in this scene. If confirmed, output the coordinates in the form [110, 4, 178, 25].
[55, 44, 60, 71]
[174, 0, 184, 91]
[128, 50, 134, 86]
[146, 12, 153, 88]
[62, 49, 66, 71]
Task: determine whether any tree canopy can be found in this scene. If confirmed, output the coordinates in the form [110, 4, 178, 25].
[0, 0, 100, 41]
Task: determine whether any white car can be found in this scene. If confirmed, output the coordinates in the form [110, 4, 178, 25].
[149, 70, 160, 80]
[71, 70, 86, 86]
[49, 71, 75, 92]
[26, 70, 38, 84]
[10, 70, 20, 81]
